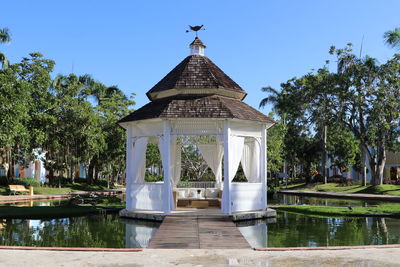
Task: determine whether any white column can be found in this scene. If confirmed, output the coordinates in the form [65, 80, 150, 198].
[261, 125, 267, 210]
[223, 120, 232, 214]
[125, 125, 134, 210]
[163, 120, 172, 214]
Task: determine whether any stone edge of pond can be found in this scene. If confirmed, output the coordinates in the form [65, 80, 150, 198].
[0, 189, 125, 204]
[0, 246, 143, 252]
[118, 208, 278, 222]
[2, 244, 400, 252]
[254, 244, 400, 251]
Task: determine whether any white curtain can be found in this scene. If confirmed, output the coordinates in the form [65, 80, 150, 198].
[131, 137, 149, 183]
[171, 141, 182, 188]
[158, 135, 181, 210]
[197, 141, 224, 189]
[222, 136, 244, 214]
[241, 138, 261, 183]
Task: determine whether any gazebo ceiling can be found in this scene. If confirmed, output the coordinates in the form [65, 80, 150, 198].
[118, 95, 274, 123]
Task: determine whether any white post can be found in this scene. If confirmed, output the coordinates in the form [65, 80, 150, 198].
[163, 120, 172, 214]
[261, 125, 267, 210]
[223, 120, 232, 214]
[125, 125, 134, 210]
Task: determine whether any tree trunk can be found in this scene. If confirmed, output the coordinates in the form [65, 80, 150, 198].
[322, 125, 328, 184]
[88, 163, 94, 184]
[360, 145, 367, 186]
[369, 146, 386, 185]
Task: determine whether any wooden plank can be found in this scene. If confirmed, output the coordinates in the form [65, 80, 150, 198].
[148, 215, 251, 249]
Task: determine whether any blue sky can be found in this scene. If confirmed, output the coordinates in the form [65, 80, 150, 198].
[2, 0, 399, 115]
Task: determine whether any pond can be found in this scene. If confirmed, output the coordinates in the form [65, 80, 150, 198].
[1, 211, 400, 248]
[0, 199, 68, 207]
[0, 214, 160, 248]
[270, 193, 383, 207]
[236, 212, 400, 248]
[1, 195, 400, 248]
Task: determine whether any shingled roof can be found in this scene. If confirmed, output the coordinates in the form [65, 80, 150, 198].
[119, 95, 274, 123]
[189, 37, 206, 48]
[119, 37, 274, 125]
[146, 55, 247, 101]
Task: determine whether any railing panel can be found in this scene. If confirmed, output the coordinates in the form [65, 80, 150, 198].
[177, 181, 216, 188]
[127, 182, 164, 211]
[231, 183, 264, 212]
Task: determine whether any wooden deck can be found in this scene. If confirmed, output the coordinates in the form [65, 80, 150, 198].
[148, 216, 251, 249]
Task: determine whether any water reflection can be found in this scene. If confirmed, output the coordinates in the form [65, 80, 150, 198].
[0, 199, 68, 207]
[236, 212, 400, 248]
[0, 214, 160, 248]
[237, 220, 268, 248]
[271, 194, 382, 207]
[122, 218, 160, 248]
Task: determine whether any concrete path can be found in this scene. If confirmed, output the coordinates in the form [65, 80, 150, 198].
[280, 189, 400, 202]
[148, 216, 250, 249]
[1, 248, 400, 266]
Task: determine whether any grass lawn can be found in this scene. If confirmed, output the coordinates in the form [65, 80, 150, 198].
[279, 183, 308, 190]
[313, 183, 400, 196]
[279, 182, 400, 196]
[275, 203, 400, 217]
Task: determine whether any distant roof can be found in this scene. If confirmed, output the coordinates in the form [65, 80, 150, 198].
[189, 37, 206, 48]
[146, 55, 247, 101]
[119, 95, 275, 123]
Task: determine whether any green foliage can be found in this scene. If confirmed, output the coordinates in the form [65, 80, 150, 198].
[144, 173, 163, 182]
[384, 28, 400, 49]
[266, 112, 285, 174]
[261, 42, 400, 185]
[14, 177, 40, 187]
[0, 176, 8, 185]
[146, 143, 161, 171]
[0, 28, 136, 185]
[326, 125, 360, 171]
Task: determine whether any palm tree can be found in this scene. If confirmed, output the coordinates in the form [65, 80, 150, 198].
[0, 27, 11, 69]
[384, 28, 400, 49]
[259, 86, 281, 109]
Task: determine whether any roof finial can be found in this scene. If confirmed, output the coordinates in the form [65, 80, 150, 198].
[186, 25, 205, 38]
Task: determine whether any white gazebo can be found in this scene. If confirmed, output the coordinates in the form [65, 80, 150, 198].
[118, 37, 275, 215]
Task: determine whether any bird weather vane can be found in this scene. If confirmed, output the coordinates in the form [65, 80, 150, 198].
[186, 25, 205, 37]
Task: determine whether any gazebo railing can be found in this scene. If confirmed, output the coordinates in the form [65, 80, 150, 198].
[177, 181, 216, 189]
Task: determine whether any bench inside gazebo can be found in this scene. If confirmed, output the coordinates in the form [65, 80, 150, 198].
[118, 37, 275, 219]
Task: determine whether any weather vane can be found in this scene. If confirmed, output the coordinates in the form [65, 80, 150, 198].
[186, 25, 205, 37]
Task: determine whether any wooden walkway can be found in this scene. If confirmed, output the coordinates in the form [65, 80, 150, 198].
[148, 216, 251, 249]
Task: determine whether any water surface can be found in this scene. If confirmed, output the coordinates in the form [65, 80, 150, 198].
[271, 193, 382, 207]
[0, 214, 160, 248]
[237, 211, 400, 248]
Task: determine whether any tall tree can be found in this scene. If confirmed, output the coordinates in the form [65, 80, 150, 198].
[0, 27, 11, 69]
[384, 28, 400, 49]
[266, 112, 286, 175]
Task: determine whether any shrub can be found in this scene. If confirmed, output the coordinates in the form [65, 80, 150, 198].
[383, 179, 400, 185]
[327, 175, 353, 185]
[15, 177, 40, 187]
[313, 174, 324, 183]
[145, 174, 163, 182]
[0, 176, 9, 185]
